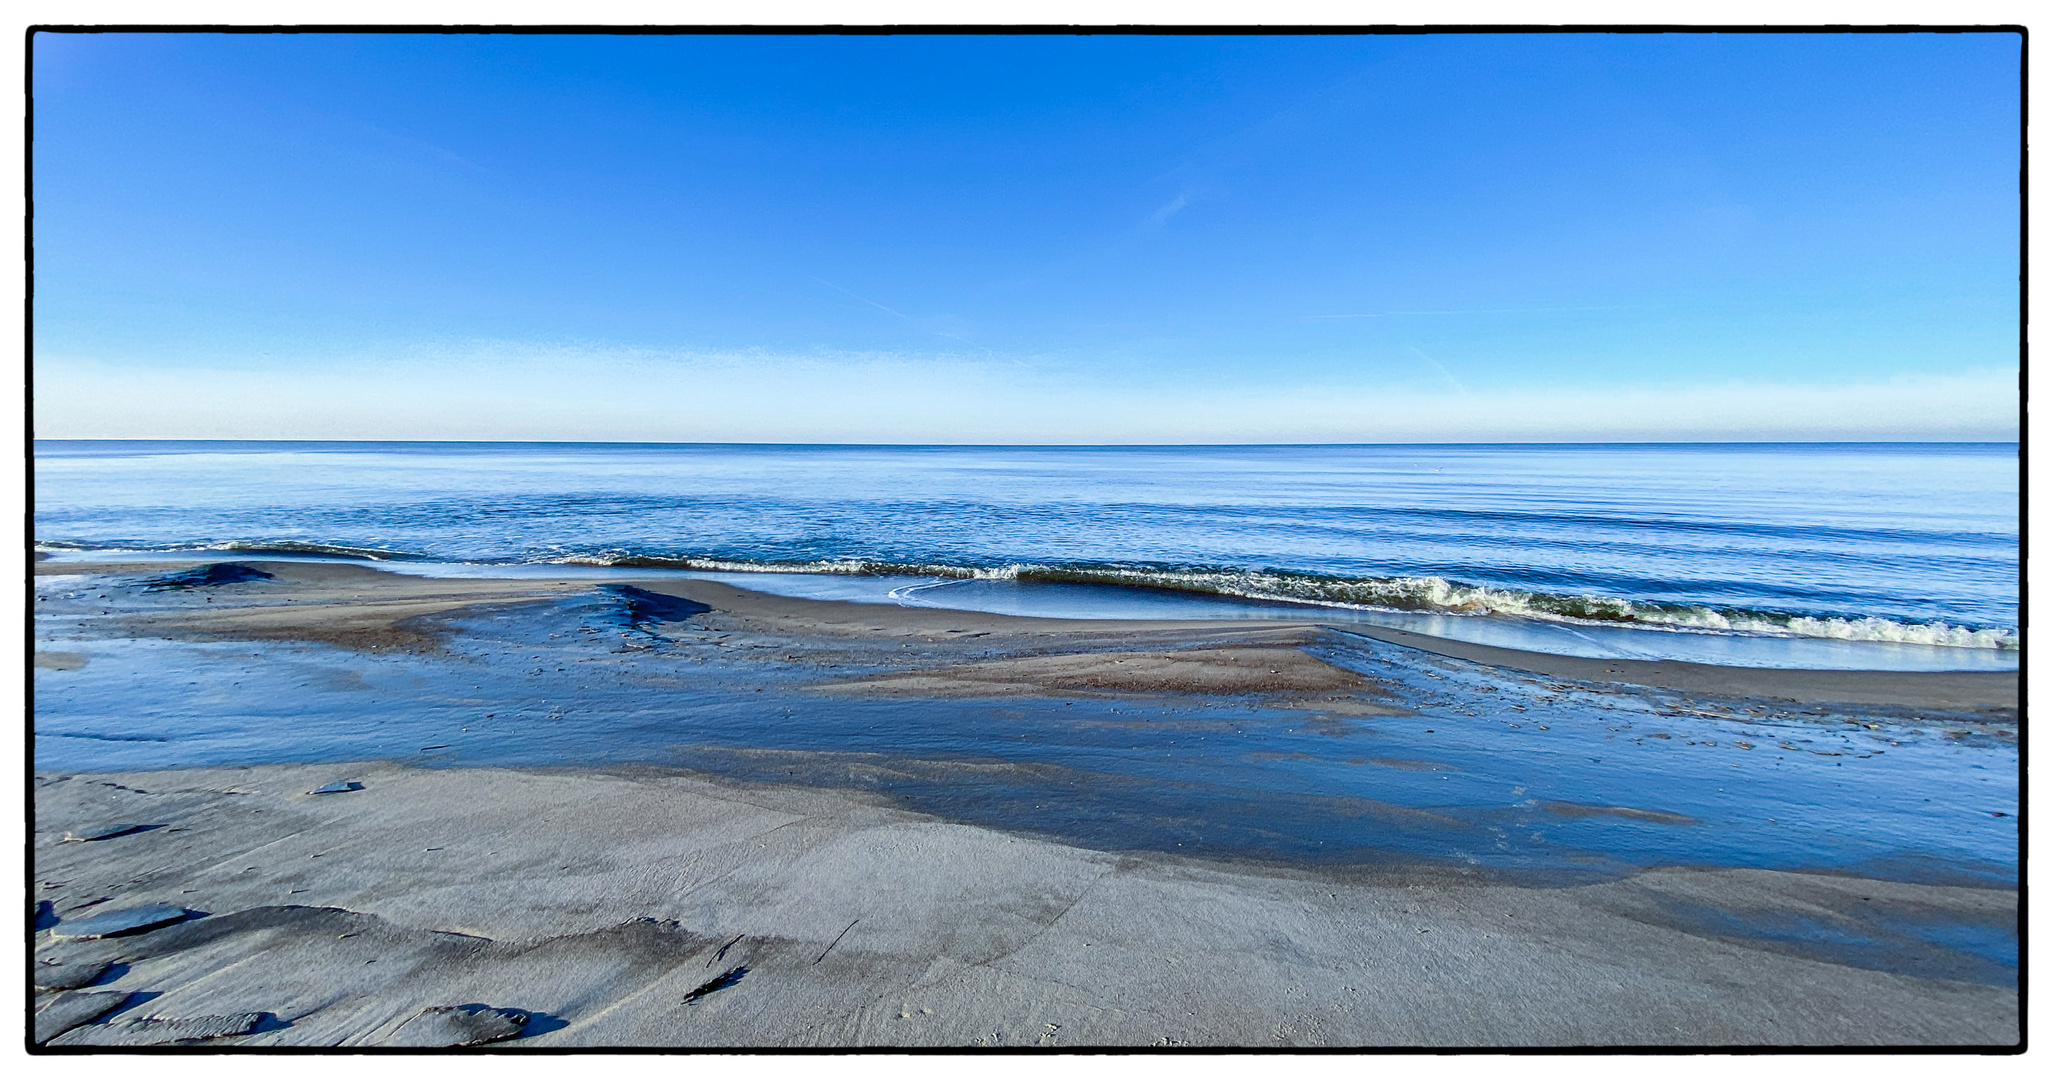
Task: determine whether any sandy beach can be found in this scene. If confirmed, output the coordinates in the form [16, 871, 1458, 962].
[30, 559, 2021, 1048]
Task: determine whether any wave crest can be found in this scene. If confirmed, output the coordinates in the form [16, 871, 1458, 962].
[35, 538, 426, 561]
[209, 540, 426, 561]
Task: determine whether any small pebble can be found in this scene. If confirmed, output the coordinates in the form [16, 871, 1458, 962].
[62, 823, 157, 843]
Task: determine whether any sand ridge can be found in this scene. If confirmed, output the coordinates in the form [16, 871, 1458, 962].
[813, 630, 1403, 715]
[42, 560, 590, 653]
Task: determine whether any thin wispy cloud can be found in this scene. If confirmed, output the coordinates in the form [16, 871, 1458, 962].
[812, 276, 911, 320]
[1408, 346, 1470, 397]
[1310, 305, 1642, 319]
[811, 277, 965, 340]
[1145, 193, 1191, 227]
[363, 122, 494, 178]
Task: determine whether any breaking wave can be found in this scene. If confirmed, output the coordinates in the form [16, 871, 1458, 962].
[211, 540, 427, 560]
[549, 552, 2018, 651]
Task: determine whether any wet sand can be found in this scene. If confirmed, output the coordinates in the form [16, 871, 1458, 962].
[30, 559, 2021, 1047]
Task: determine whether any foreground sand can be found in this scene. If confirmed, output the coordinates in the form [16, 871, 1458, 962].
[32, 761, 2018, 1048]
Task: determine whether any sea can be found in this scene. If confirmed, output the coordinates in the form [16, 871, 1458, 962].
[33, 440, 2020, 671]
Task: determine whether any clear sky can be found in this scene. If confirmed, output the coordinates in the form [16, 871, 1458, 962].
[31, 31, 2020, 442]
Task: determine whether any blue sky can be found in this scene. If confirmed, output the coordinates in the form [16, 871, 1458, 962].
[32, 32, 2020, 441]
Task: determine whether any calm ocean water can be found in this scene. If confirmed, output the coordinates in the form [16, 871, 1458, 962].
[33, 441, 2019, 669]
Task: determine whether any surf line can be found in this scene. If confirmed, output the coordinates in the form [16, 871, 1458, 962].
[886, 579, 968, 608]
[1537, 620, 1668, 662]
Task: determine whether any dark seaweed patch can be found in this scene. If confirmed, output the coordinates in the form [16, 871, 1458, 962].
[681, 965, 747, 1004]
[141, 563, 276, 591]
[600, 584, 711, 629]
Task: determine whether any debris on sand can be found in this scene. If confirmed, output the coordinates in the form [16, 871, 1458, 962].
[63, 822, 160, 842]
[683, 966, 748, 1005]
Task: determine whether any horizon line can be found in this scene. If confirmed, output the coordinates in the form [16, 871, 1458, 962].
[29, 437, 2022, 448]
